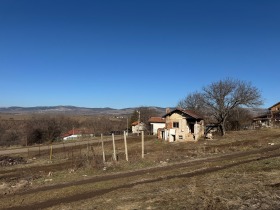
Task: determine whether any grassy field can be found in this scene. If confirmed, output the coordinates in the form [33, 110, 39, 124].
[1, 128, 280, 209]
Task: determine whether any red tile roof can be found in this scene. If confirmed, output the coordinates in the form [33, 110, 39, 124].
[148, 117, 165, 123]
[162, 108, 203, 119]
[131, 121, 139, 126]
[62, 129, 93, 137]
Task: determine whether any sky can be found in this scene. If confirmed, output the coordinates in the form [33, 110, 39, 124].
[0, 0, 279, 109]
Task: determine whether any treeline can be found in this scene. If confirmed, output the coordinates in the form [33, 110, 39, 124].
[0, 115, 127, 146]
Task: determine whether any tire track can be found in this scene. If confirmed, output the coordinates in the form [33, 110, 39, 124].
[3, 145, 280, 210]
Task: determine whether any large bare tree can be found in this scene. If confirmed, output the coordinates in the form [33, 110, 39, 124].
[177, 92, 205, 115]
[178, 78, 263, 135]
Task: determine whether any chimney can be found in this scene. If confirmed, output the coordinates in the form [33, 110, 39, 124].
[166, 108, 170, 114]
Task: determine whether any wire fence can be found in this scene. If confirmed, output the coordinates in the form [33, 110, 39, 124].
[19, 132, 147, 168]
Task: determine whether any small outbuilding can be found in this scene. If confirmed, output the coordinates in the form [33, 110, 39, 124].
[62, 129, 94, 140]
[148, 117, 166, 135]
[131, 121, 146, 134]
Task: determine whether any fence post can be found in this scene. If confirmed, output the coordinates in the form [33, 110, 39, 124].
[141, 131, 144, 158]
[87, 142, 89, 161]
[101, 134, 106, 163]
[112, 133, 117, 161]
[124, 131, 128, 161]
[49, 145, 53, 161]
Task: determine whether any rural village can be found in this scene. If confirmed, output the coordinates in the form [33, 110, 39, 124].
[0, 98, 280, 209]
[1, 0, 280, 209]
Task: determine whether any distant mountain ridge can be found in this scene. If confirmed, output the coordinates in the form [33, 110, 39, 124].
[0, 106, 167, 116]
[0, 106, 267, 117]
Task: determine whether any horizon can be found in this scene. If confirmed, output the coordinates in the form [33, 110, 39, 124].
[1, 1, 279, 109]
[0, 104, 270, 110]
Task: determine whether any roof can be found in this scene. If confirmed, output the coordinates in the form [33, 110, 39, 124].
[131, 121, 145, 126]
[131, 121, 139, 126]
[148, 117, 165, 123]
[162, 108, 203, 120]
[252, 114, 271, 121]
[62, 129, 93, 137]
[269, 102, 280, 110]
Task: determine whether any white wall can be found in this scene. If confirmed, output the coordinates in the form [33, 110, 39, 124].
[151, 122, 165, 135]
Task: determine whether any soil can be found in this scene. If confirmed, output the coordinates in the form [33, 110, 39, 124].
[0, 156, 27, 167]
[0, 130, 280, 210]
[2, 144, 280, 210]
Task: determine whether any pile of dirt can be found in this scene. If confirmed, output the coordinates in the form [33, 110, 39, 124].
[0, 156, 26, 166]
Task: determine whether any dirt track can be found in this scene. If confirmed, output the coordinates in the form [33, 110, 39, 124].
[3, 144, 280, 210]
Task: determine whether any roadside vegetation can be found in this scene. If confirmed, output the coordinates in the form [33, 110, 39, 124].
[0, 114, 128, 146]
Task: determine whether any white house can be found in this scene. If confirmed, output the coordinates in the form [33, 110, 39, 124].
[62, 129, 94, 140]
[131, 121, 146, 134]
[148, 117, 166, 135]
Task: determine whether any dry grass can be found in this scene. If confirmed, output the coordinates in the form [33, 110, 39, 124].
[47, 156, 280, 210]
[1, 128, 280, 209]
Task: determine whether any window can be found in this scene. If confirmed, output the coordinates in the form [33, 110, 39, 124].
[173, 122, 179, 128]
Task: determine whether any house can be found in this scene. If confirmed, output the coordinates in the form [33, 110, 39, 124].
[159, 108, 204, 142]
[252, 101, 280, 128]
[269, 102, 280, 126]
[62, 129, 94, 140]
[131, 121, 146, 134]
[252, 113, 272, 128]
[148, 117, 166, 135]
[269, 102, 280, 120]
[269, 101, 280, 113]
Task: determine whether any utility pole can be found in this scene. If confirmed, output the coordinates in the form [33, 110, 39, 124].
[126, 117, 128, 136]
[137, 110, 140, 136]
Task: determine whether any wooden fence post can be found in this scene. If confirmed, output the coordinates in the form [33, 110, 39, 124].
[141, 131, 144, 159]
[101, 134, 106, 163]
[124, 131, 128, 161]
[49, 145, 53, 161]
[112, 133, 117, 161]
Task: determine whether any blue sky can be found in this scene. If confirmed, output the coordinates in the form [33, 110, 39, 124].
[0, 0, 279, 109]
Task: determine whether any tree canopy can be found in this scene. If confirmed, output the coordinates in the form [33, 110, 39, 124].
[178, 78, 263, 135]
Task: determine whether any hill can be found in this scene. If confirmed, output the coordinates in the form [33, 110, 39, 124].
[0, 106, 167, 116]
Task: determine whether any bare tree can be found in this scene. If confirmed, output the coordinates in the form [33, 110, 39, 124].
[177, 92, 205, 115]
[178, 78, 263, 135]
[226, 107, 253, 131]
[129, 107, 160, 134]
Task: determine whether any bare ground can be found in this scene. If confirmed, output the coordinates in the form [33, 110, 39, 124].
[1, 129, 280, 209]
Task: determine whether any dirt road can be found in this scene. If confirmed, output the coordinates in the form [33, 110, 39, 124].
[2, 144, 280, 210]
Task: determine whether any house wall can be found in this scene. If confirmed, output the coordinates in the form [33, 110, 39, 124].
[132, 125, 140, 134]
[150, 122, 165, 135]
[132, 123, 145, 134]
[166, 113, 191, 141]
[270, 103, 280, 112]
[269, 103, 280, 127]
[164, 113, 204, 142]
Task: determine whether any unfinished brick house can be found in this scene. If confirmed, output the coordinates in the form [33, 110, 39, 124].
[269, 102, 280, 126]
[252, 101, 280, 128]
[159, 108, 204, 142]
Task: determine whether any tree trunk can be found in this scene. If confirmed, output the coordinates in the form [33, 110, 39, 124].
[220, 121, 226, 136]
